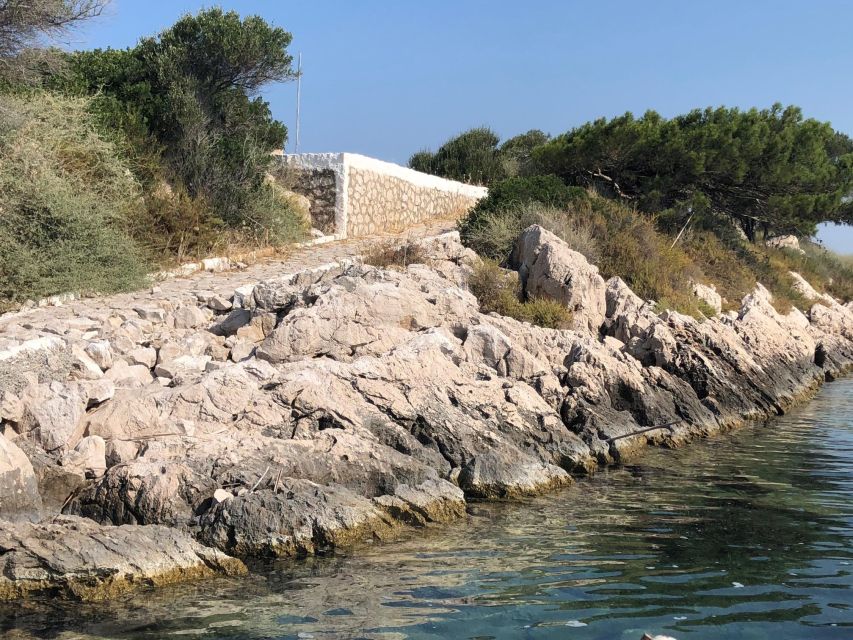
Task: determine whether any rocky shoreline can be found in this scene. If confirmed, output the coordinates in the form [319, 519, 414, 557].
[1, 227, 852, 600]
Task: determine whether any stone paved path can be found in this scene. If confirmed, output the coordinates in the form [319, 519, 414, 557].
[0, 220, 456, 338]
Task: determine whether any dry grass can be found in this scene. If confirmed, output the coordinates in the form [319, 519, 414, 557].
[460, 187, 853, 318]
[683, 231, 853, 313]
[461, 194, 705, 317]
[363, 240, 431, 270]
[468, 259, 573, 329]
[0, 92, 148, 309]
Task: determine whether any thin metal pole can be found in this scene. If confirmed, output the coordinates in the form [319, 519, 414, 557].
[670, 207, 694, 249]
[295, 53, 302, 153]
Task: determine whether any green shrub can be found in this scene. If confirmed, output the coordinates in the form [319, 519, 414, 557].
[459, 175, 587, 254]
[499, 129, 550, 177]
[134, 186, 225, 262]
[51, 8, 295, 233]
[0, 92, 148, 309]
[407, 127, 506, 186]
[468, 259, 573, 329]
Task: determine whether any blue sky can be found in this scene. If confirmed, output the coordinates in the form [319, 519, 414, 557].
[71, 0, 853, 252]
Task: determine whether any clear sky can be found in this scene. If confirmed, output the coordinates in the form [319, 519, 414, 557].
[70, 0, 853, 253]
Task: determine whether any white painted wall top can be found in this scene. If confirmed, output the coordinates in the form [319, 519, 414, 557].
[283, 153, 489, 199]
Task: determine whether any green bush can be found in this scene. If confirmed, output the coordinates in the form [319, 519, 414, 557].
[459, 175, 587, 254]
[407, 127, 507, 186]
[499, 129, 550, 177]
[51, 8, 298, 237]
[0, 93, 148, 308]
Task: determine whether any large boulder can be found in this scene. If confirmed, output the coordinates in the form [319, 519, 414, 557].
[67, 460, 217, 526]
[16, 382, 86, 452]
[509, 225, 606, 333]
[198, 479, 398, 558]
[0, 433, 42, 521]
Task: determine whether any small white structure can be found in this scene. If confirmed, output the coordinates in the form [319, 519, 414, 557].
[280, 153, 487, 239]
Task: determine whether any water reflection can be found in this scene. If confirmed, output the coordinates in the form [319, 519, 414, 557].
[2, 379, 852, 640]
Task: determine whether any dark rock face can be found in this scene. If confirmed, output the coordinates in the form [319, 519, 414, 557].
[1, 228, 852, 600]
[282, 167, 338, 234]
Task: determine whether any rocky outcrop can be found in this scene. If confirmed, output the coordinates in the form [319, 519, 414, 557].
[0, 516, 245, 600]
[510, 225, 607, 333]
[0, 228, 851, 601]
[766, 234, 803, 252]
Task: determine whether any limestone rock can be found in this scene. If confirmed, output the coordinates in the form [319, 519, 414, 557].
[692, 282, 722, 315]
[61, 435, 107, 478]
[0, 225, 851, 586]
[17, 382, 85, 452]
[153, 354, 211, 379]
[0, 391, 23, 423]
[84, 340, 113, 370]
[229, 339, 255, 362]
[206, 295, 232, 312]
[198, 479, 397, 558]
[0, 516, 246, 600]
[105, 359, 154, 388]
[172, 305, 210, 330]
[127, 346, 157, 369]
[509, 225, 606, 333]
[211, 309, 252, 336]
[458, 452, 571, 499]
[69, 344, 103, 381]
[766, 235, 803, 252]
[67, 460, 217, 526]
[134, 306, 166, 322]
[0, 432, 42, 521]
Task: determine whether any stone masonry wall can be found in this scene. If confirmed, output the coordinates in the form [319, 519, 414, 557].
[283, 167, 337, 234]
[281, 153, 487, 239]
[345, 166, 483, 236]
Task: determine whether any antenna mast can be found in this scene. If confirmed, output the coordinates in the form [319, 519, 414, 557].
[295, 52, 303, 153]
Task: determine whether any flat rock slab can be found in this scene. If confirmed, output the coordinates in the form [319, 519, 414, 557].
[0, 516, 246, 601]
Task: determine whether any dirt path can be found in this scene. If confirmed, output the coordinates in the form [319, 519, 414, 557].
[0, 220, 456, 337]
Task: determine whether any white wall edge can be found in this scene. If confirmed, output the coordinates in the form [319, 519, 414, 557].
[342, 153, 489, 198]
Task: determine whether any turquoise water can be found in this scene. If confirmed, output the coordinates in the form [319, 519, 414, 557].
[3, 378, 853, 640]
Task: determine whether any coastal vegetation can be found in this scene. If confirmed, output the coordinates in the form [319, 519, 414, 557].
[414, 112, 853, 315]
[0, 2, 304, 309]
